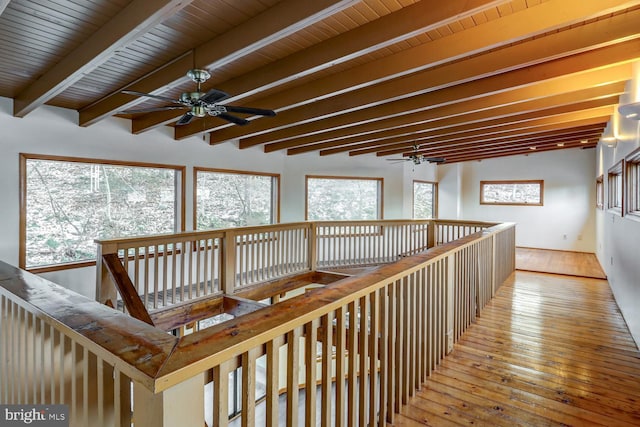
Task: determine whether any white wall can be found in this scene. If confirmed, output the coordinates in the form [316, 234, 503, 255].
[596, 74, 640, 346]
[0, 97, 435, 297]
[438, 148, 597, 252]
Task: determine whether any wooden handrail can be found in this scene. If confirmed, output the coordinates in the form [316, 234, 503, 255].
[1, 219, 514, 426]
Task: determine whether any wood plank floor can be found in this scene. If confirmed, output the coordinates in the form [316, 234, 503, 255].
[516, 247, 606, 279]
[393, 271, 640, 427]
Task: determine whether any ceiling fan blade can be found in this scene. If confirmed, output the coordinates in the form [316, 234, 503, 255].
[386, 158, 409, 161]
[176, 112, 195, 125]
[425, 157, 446, 163]
[199, 89, 230, 104]
[121, 106, 188, 114]
[223, 105, 276, 117]
[122, 90, 182, 104]
[218, 113, 250, 126]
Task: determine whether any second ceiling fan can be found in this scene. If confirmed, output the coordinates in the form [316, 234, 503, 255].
[121, 69, 276, 126]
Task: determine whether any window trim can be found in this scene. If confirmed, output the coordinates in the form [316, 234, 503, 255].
[19, 153, 186, 273]
[607, 160, 624, 215]
[412, 180, 438, 219]
[596, 175, 604, 210]
[479, 179, 544, 206]
[193, 167, 281, 229]
[305, 175, 384, 220]
[625, 147, 640, 219]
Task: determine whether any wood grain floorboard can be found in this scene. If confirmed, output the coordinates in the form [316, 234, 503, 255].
[393, 271, 640, 427]
[516, 248, 607, 279]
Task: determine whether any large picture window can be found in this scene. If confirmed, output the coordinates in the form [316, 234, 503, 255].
[306, 176, 383, 220]
[480, 180, 543, 206]
[20, 154, 184, 271]
[413, 180, 437, 218]
[195, 168, 279, 229]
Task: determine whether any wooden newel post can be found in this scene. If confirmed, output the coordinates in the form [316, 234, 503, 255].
[308, 223, 317, 271]
[132, 374, 205, 427]
[221, 230, 236, 295]
[426, 221, 436, 249]
[95, 240, 118, 307]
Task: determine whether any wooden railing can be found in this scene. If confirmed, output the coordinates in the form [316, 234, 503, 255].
[1, 219, 515, 427]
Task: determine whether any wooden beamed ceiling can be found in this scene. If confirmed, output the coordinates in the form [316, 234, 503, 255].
[1, 0, 639, 163]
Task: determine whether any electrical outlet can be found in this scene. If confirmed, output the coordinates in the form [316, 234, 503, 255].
[563, 234, 567, 240]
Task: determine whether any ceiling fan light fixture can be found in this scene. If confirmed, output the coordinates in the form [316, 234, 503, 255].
[180, 92, 204, 104]
[186, 69, 211, 84]
[191, 105, 207, 117]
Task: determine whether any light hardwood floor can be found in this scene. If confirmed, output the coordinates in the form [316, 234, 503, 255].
[516, 247, 606, 279]
[393, 271, 640, 426]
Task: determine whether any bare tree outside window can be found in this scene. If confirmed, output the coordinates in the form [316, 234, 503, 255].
[22, 156, 180, 269]
[413, 181, 437, 218]
[306, 176, 382, 220]
[195, 169, 278, 229]
[480, 180, 543, 206]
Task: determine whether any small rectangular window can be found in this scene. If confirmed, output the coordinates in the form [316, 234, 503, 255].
[596, 175, 604, 210]
[608, 161, 624, 214]
[306, 176, 383, 220]
[413, 180, 437, 218]
[20, 154, 184, 271]
[195, 168, 279, 229]
[626, 149, 640, 217]
[480, 180, 543, 206]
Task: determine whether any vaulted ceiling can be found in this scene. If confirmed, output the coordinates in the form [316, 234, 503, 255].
[1, 0, 639, 163]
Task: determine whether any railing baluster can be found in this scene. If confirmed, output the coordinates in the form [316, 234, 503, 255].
[304, 319, 318, 427]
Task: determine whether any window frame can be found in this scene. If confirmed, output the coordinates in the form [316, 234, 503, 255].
[305, 175, 384, 221]
[479, 179, 544, 206]
[413, 180, 438, 219]
[19, 153, 185, 273]
[607, 160, 624, 215]
[625, 147, 640, 219]
[596, 175, 604, 210]
[193, 167, 280, 230]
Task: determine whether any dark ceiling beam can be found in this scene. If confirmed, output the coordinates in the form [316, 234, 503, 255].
[281, 82, 624, 155]
[199, 1, 640, 144]
[79, 0, 359, 126]
[323, 99, 616, 157]
[365, 108, 613, 157]
[12, 0, 195, 118]
[409, 131, 604, 159]
[127, 0, 506, 133]
[442, 141, 598, 164]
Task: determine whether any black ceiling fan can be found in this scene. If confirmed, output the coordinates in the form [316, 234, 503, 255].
[387, 144, 445, 165]
[120, 69, 276, 126]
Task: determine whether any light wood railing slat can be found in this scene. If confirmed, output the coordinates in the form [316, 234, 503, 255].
[304, 319, 318, 427]
[358, 295, 369, 427]
[266, 335, 283, 427]
[335, 305, 346, 427]
[347, 300, 358, 427]
[320, 312, 333, 427]
[287, 326, 302, 427]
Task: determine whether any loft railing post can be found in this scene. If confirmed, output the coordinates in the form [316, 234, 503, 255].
[427, 221, 436, 249]
[308, 222, 317, 271]
[95, 241, 118, 307]
[221, 230, 236, 295]
[132, 374, 205, 427]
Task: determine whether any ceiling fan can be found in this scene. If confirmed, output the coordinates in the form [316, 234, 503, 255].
[387, 144, 445, 165]
[120, 69, 276, 126]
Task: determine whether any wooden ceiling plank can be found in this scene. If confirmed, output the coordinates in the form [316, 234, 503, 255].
[201, 0, 640, 144]
[13, 0, 195, 118]
[281, 82, 624, 155]
[79, 0, 359, 126]
[128, 0, 507, 133]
